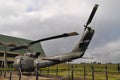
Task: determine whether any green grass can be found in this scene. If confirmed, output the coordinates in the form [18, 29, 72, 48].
[40, 63, 120, 80]
[0, 63, 119, 80]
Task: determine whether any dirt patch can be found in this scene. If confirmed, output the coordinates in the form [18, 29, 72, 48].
[0, 71, 85, 80]
[0, 71, 67, 80]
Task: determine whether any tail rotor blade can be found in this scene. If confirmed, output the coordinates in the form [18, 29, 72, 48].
[86, 4, 99, 26]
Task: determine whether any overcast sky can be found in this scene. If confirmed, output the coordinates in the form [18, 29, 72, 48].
[0, 0, 120, 63]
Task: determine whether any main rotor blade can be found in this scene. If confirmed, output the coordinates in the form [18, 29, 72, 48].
[10, 32, 79, 51]
[86, 4, 99, 26]
[7, 42, 18, 47]
[30, 32, 79, 45]
[10, 45, 28, 51]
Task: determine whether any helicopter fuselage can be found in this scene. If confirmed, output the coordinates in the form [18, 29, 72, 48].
[13, 28, 95, 72]
[13, 56, 35, 72]
[12, 4, 98, 72]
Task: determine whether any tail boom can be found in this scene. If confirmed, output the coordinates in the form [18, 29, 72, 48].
[34, 28, 95, 68]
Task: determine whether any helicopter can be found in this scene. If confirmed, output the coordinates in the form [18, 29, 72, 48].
[10, 4, 99, 72]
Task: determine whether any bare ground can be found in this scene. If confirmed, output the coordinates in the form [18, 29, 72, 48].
[0, 71, 85, 80]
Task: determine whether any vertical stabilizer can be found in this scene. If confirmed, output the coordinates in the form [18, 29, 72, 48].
[72, 28, 95, 56]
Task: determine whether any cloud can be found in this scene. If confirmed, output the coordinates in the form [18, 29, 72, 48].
[0, 0, 120, 63]
[86, 38, 120, 63]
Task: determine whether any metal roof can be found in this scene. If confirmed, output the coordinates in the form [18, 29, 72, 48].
[0, 34, 45, 57]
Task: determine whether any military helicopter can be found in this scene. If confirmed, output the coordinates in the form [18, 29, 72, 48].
[10, 4, 99, 72]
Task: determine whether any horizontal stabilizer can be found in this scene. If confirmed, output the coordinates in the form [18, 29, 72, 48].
[82, 57, 93, 59]
[42, 58, 61, 62]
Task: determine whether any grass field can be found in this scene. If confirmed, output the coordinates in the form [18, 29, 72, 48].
[0, 63, 120, 80]
[40, 63, 120, 80]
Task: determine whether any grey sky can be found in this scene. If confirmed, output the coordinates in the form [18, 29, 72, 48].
[0, 0, 120, 63]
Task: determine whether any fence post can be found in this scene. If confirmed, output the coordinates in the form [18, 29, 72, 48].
[18, 68, 21, 80]
[9, 65, 12, 80]
[91, 65, 94, 80]
[0, 70, 2, 76]
[47, 67, 49, 75]
[105, 65, 108, 80]
[36, 63, 39, 80]
[71, 64, 74, 80]
[4, 70, 6, 78]
[56, 66, 58, 76]
[84, 65, 86, 79]
[118, 64, 120, 73]
[68, 62, 70, 79]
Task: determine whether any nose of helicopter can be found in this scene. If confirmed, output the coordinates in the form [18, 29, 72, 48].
[13, 56, 35, 72]
[13, 56, 21, 70]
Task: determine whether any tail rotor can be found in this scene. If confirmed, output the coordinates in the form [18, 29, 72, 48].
[84, 4, 99, 31]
